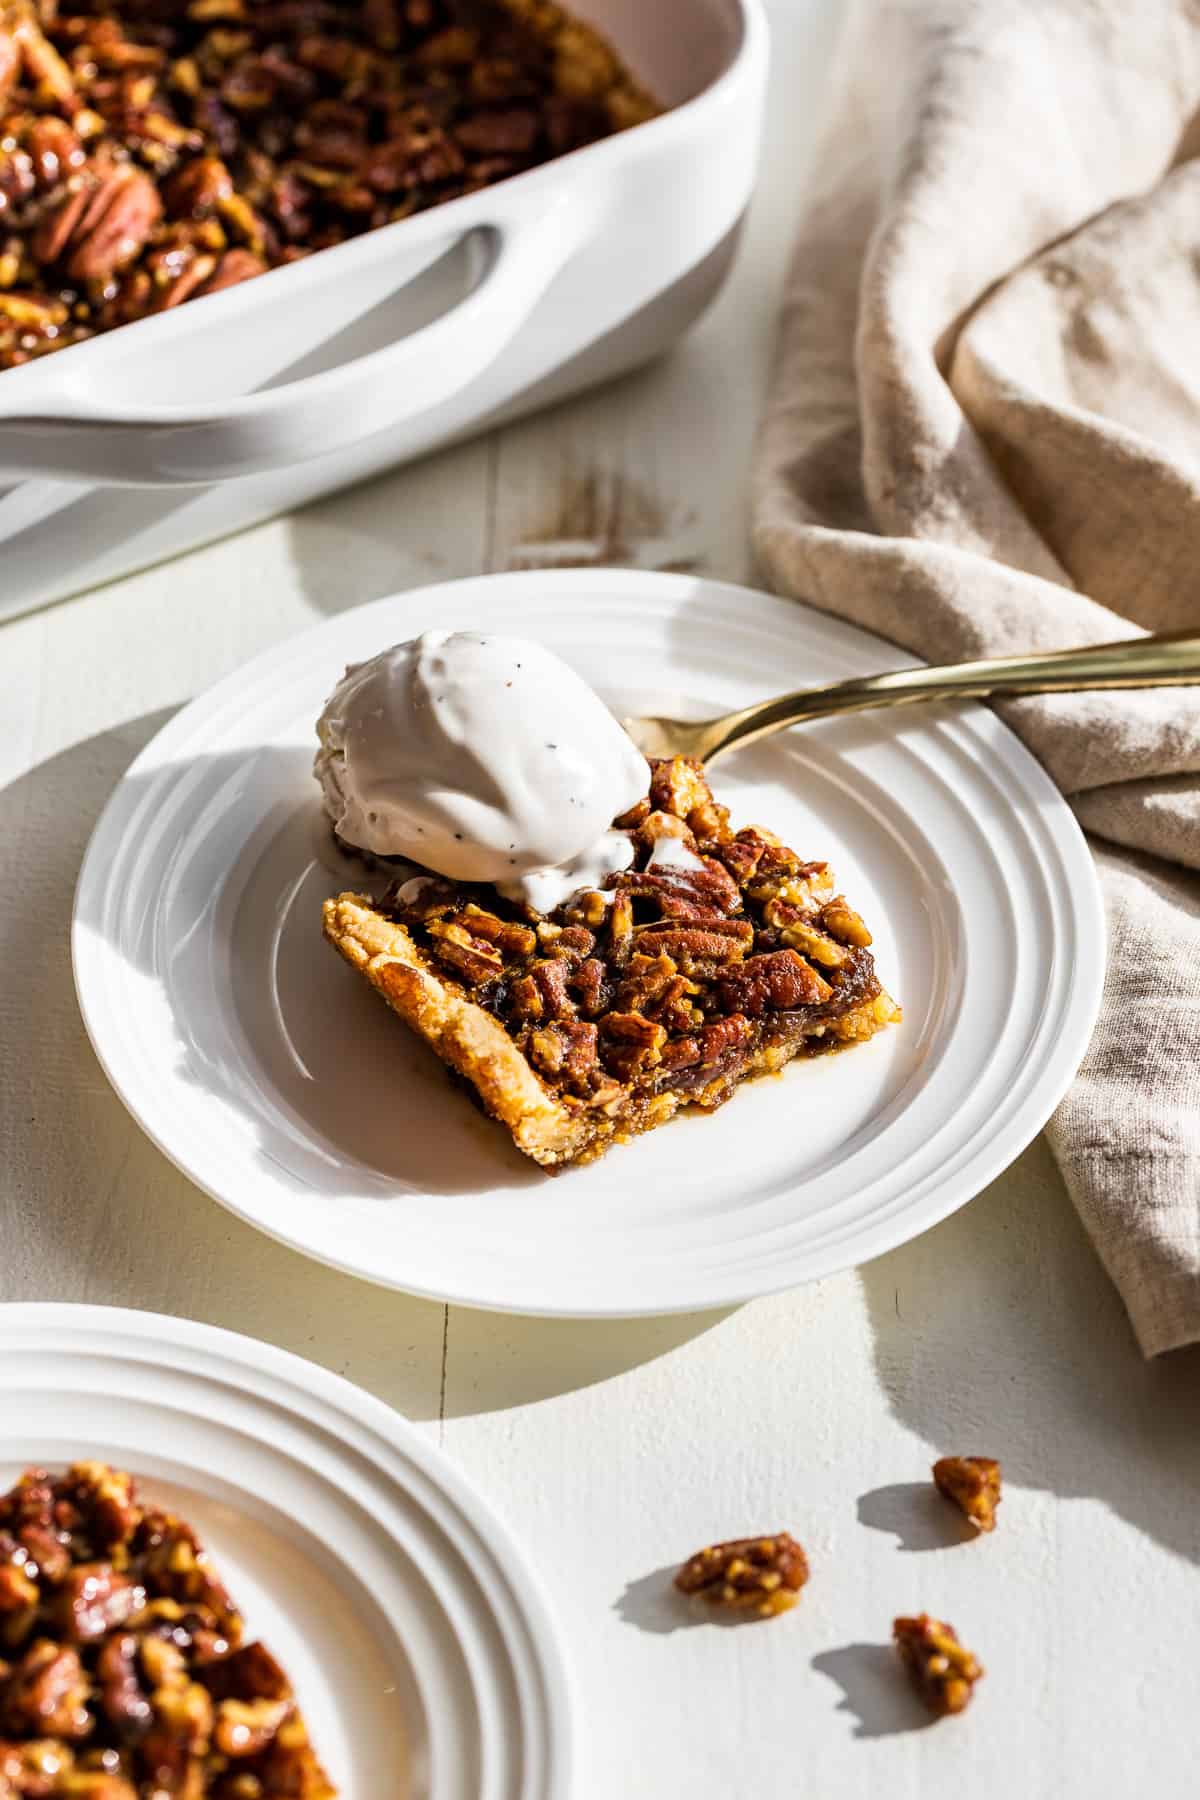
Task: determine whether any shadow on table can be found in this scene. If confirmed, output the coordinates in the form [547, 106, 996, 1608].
[281, 443, 473, 621]
[1, 717, 732, 1425]
[811, 1644, 936, 1740]
[856, 1481, 976, 1553]
[438, 1305, 736, 1419]
[860, 1140, 1200, 1569]
[614, 1563, 780, 1637]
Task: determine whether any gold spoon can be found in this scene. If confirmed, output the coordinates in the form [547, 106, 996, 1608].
[623, 629, 1200, 764]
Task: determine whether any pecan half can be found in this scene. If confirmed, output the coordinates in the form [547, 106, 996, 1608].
[600, 1011, 665, 1079]
[674, 1534, 809, 1619]
[893, 1614, 983, 1715]
[713, 828, 771, 883]
[56, 1776, 136, 1799]
[197, 1640, 290, 1703]
[426, 917, 503, 986]
[509, 957, 574, 1022]
[458, 904, 537, 959]
[617, 860, 741, 917]
[0, 29, 19, 105]
[766, 906, 848, 969]
[62, 1464, 141, 1553]
[135, 1515, 239, 1633]
[0, 143, 33, 212]
[615, 952, 681, 1017]
[163, 152, 231, 217]
[212, 1695, 291, 1756]
[821, 896, 872, 947]
[528, 1018, 598, 1085]
[648, 756, 712, 823]
[569, 956, 609, 1017]
[0, 288, 65, 327]
[57, 1567, 146, 1644]
[455, 106, 538, 155]
[1, 1639, 91, 1738]
[718, 949, 832, 1017]
[635, 808, 696, 850]
[14, 1524, 70, 1586]
[36, 162, 161, 280]
[196, 246, 266, 294]
[633, 924, 749, 975]
[14, 10, 76, 106]
[26, 114, 84, 186]
[606, 891, 633, 965]
[932, 1457, 1001, 1533]
[138, 1680, 213, 1791]
[0, 1739, 82, 1793]
[0, 1542, 38, 1650]
[95, 1633, 153, 1742]
[697, 1015, 752, 1064]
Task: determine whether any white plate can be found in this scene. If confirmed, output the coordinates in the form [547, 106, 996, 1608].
[73, 570, 1104, 1316]
[0, 1303, 572, 1800]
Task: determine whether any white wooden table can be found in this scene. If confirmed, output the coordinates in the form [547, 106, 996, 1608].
[3, 4, 1200, 1794]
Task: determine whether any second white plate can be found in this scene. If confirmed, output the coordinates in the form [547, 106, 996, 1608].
[0, 1303, 571, 1800]
[72, 570, 1104, 1316]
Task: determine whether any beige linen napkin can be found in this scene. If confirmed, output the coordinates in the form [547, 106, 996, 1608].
[753, 0, 1200, 1355]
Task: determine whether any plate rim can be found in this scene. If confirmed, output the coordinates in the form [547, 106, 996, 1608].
[0, 1299, 575, 1800]
[71, 568, 1107, 1317]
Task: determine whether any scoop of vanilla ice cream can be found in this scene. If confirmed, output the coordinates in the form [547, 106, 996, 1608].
[314, 630, 650, 908]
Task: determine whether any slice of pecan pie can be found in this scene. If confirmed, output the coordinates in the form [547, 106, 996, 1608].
[0, 1462, 334, 1799]
[322, 756, 901, 1170]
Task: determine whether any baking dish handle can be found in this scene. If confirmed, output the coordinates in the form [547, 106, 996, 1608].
[0, 194, 583, 486]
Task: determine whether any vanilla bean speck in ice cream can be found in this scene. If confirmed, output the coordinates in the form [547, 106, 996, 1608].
[314, 630, 650, 913]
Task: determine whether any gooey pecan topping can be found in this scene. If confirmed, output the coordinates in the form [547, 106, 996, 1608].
[0, 1462, 335, 1796]
[0, 0, 658, 368]
[382, 757, 890, 1114]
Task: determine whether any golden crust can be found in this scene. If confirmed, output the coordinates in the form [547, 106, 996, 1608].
[322, 893, 593, 1167]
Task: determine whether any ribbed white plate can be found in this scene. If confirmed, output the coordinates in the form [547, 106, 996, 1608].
[0, 1304, 572, 1800]
[73, 571, 1104, 1316]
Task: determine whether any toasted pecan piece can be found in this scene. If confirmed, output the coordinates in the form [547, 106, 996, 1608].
[932, 1456, 1001, 1533]
[893, 1613, 983, 1715]
[718, 948, 832, 1016]
[674, 1533, 809, 1619]
[1, 1638, 91, 1738]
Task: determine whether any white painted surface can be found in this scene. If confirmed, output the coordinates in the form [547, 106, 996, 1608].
[2, 3, 1198, 1796]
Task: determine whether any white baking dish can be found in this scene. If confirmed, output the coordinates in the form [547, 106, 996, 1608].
[0, 0, 766, 621]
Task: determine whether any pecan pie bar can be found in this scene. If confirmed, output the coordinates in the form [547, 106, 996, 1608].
[322, 756, 901, 1169]
[0, 1462, 334, 1798]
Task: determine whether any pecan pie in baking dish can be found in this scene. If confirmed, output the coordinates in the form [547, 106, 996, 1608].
[323, 755, 902, 1170]
[0, 0, 657, 369]
[0, 1461, 334, 1798]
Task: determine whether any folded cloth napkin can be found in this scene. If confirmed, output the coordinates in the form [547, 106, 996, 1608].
[752, 0, 1200, 1355]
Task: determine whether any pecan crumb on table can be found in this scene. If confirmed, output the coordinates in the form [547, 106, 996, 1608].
[932, 1455, 1002, 1533]
[674, 1534, 810, 1619]
[0, 0, 658, 368]
[893, 1613, 984, 1716]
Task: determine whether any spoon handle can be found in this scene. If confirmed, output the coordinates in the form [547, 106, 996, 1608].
[703, 629, 1200, 762]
